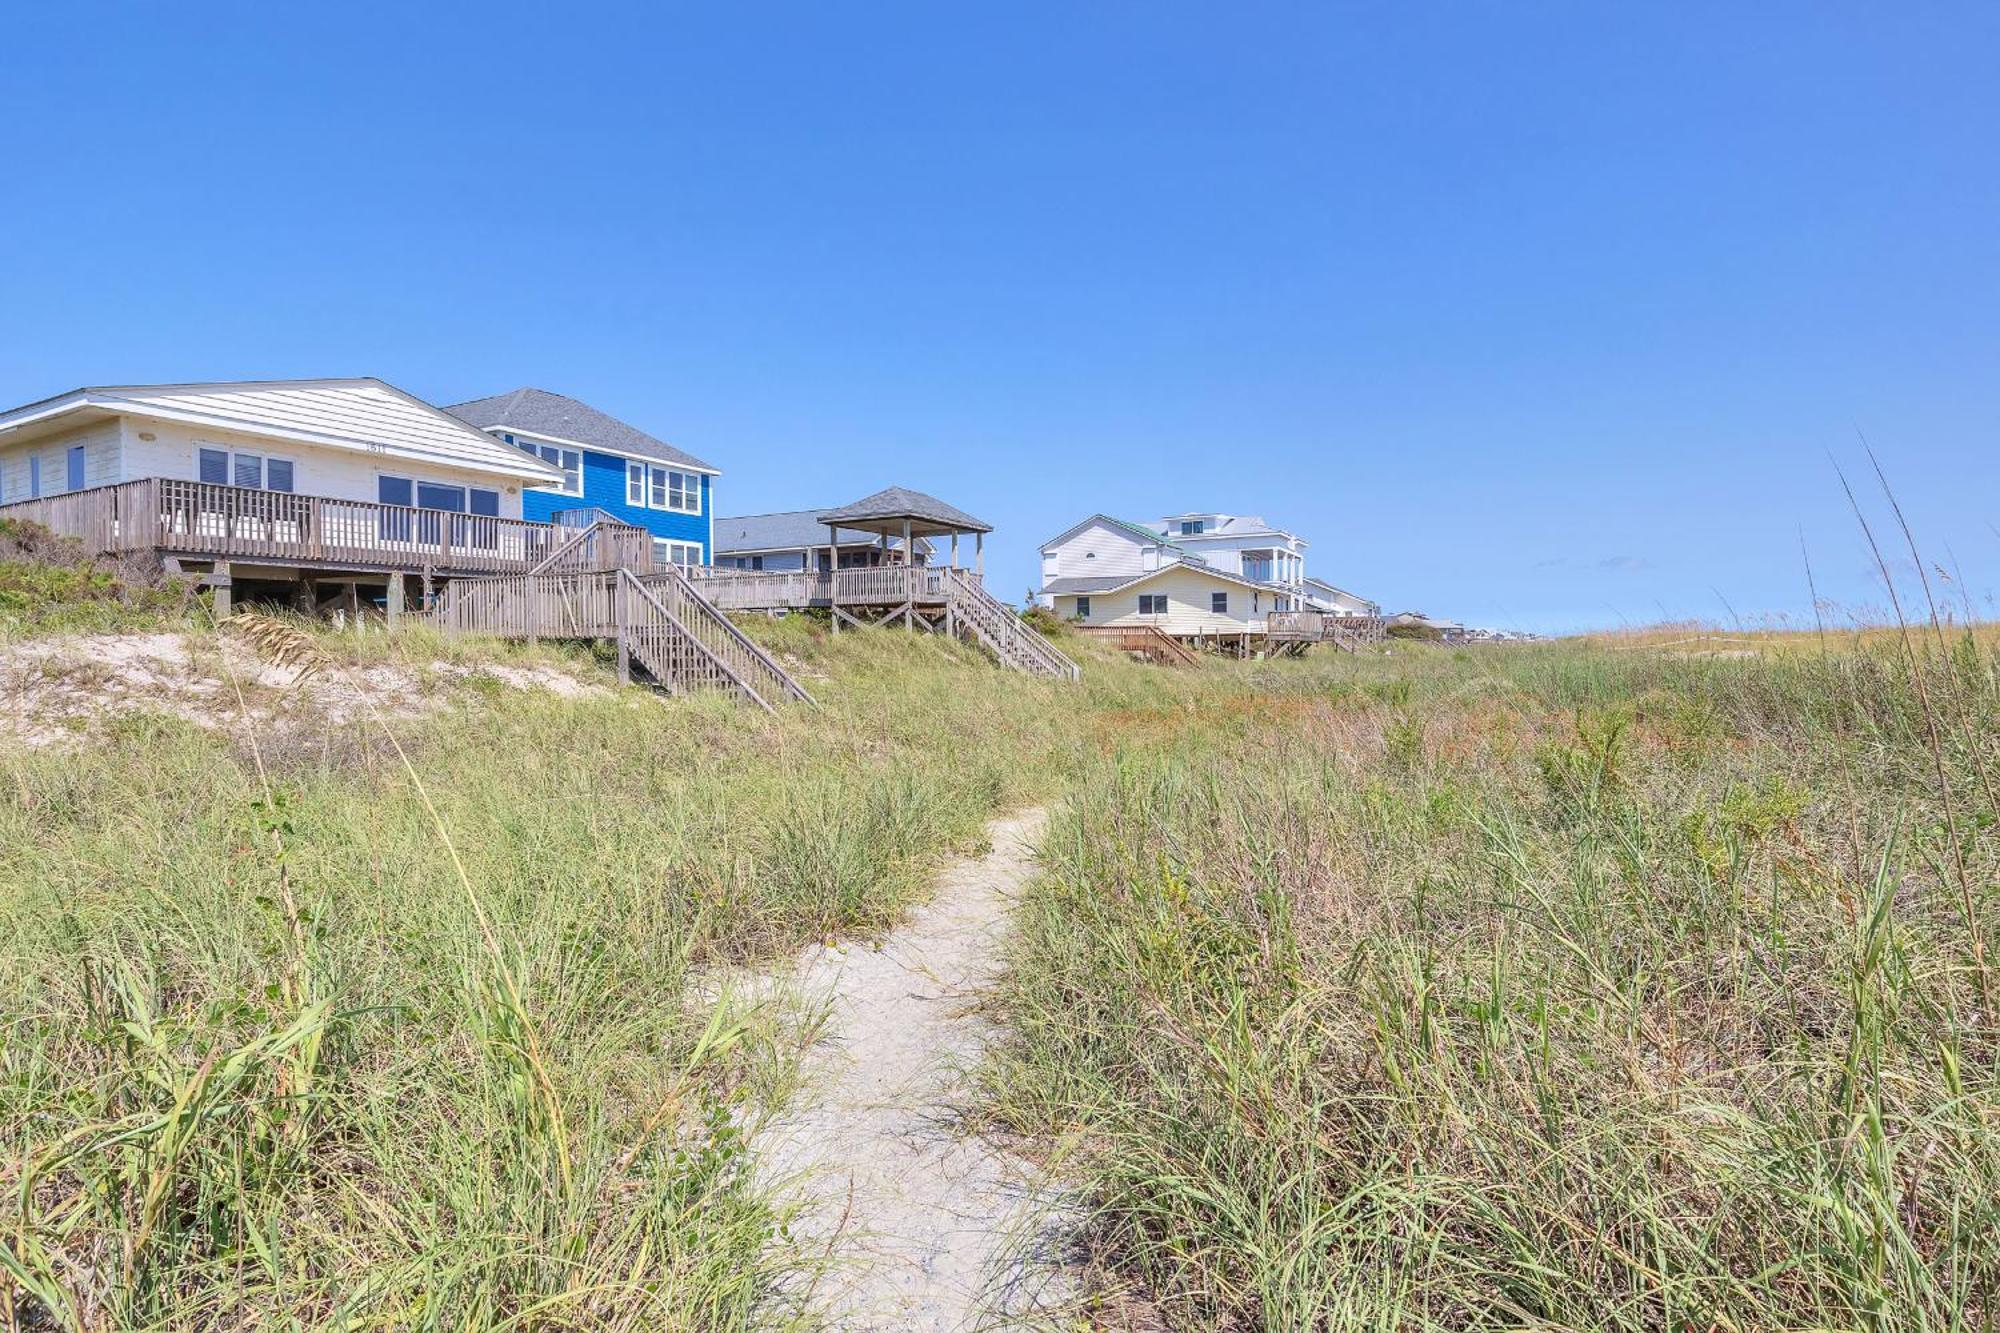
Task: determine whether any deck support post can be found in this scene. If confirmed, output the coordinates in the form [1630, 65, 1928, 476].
[615, 576, 631, 685]
[827, 529, 840, 634]
[386, 573, 404, 627]
[209, 562, 232, 619]
[974, 532, 983, 577]
[902, 518, 914, 630]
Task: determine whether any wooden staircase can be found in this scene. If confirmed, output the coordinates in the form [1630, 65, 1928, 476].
[941, 568, 1081, 681]
[1074, 623, 1202, 666]
[432, 569, 814, 713]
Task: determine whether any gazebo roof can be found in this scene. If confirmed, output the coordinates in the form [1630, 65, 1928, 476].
[815, 486, 993, 537]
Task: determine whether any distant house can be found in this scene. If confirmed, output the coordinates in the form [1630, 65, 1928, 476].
[1152, 512, 1309, 603]
[1388, 611, 1467, 643]
[1045, 561, 1285, 638]
[445, 387, 715, 567]
[1303, 576, 1379, 618]
[713, 509, 932, 572]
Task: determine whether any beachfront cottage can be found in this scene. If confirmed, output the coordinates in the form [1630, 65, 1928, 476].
[445, 387, 716, 569]
[0, 377, 600, 613]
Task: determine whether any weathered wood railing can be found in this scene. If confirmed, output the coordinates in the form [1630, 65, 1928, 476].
[941, 568, 1081, 680]
[0, 477, 654, 577]
[1074, 623, 1202, 666]
[690, 565, 956, 610]
[430, 569, 814, 712]
[1267, 611, 1386, 650]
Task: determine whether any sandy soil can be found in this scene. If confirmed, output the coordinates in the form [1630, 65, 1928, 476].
[0, 631, 604, 747]
[754, 808, 1074, 1331]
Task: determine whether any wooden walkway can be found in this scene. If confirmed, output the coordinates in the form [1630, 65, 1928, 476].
[1266, 611, 1387, 653]
[692, 567, 1080, 681]
[1073, 623, 1202, 666]
[432, 568, 815, 713]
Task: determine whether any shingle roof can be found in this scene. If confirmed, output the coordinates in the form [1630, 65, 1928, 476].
[0, 378, 562, 485]
[714, 509, 933, 555]
[816, 486, 991, 534]
[1039, 513, 1196, 554]
[444, 387, 717, 472]
[1039, 575, 1140, 595]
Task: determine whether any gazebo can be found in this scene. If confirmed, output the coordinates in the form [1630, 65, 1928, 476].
[815, 485, 993, 577]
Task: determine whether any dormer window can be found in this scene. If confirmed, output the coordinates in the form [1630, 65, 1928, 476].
[1180, 520, 1204, 535]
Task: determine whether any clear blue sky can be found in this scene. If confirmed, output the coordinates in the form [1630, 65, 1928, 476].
[4, 3, 1996, 633]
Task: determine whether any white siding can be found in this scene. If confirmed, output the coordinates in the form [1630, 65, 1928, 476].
[121, 418, 526, 518]
[105, 381, 555, 482]
[1044, 519, 1157, 580]
[0, 421, 121, 503]
[1057, 567, 1270, 636]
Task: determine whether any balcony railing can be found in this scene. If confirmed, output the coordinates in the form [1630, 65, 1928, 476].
[0, 477, 654, 576]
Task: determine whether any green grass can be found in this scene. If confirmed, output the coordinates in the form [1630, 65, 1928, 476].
[5, 606, 1996, 1329]
[987, 637, 2000, 1329]
[0, 519, 195, 638]
[0, 617, 1140, 1329]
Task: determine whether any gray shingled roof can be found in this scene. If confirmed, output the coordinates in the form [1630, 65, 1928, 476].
[444, 387, 717, 472]
[1039, 575, 1140, 595]
[816, 486, 991, 535]
[714, 509, 933, 555]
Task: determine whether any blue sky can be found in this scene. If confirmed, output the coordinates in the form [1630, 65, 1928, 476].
[3, 3, 1996, 632]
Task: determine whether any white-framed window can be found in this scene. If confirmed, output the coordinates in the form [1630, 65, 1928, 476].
[512, 437, 582, 496]
[1211, 591, 1228, 614]
[66, 445, 86, 492]
[639, 465, 700, 514]
[1075, 596, 1091, 618]
[627, 460, 646, 506]
[653, 538, 703, 567]
[198, 446, 295, 492]
[1138, 593, 1168, 615]
[29, 455, 42, 498]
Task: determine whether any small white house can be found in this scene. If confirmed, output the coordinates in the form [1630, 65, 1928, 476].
[1044, 561, 1284, 637]
[1037, 508, 1377, 643]
[0, 378, 561, 517]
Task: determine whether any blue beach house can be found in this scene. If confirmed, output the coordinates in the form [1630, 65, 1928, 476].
[445, 387, 716, 566]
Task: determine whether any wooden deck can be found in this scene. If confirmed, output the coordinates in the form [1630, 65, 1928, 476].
[1073, 623, 1202, 666]
[1266, 611, 1387, 653]
[0, 477, 656, 578]
[692, 566, 1081, 680]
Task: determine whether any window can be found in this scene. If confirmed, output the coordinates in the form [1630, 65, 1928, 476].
[653, 538, 703, 567]
[1138, 593, 1167, 615]
[66, 445, 86, 492]
[637, 465, 701, 514]
[1075, 596, 1091, 618]
[199, 446, 293, 491]
[1181, 520, 1204, 535]
[517, 438, 582, 496]
[29, 456, 42, 498]
[1211, 591, 1228, 614]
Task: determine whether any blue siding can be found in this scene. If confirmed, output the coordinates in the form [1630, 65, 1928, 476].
[519, 450, 711, 559]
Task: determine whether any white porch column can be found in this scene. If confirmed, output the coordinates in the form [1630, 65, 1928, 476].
[975, 531, 983, 577]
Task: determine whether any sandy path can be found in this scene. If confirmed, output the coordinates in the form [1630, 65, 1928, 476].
[754, 808, 1069, 1331]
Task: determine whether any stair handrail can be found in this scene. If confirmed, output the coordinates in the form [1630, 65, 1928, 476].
[645, 566, 817, 707]
[528, 521, 600, 575]
[942, 568, 1081, 681]
[618, 570, 776, 714]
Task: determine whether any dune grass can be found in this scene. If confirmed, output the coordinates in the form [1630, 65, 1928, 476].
[5, 604, 1995, 1329]
[0, 617, 1137, 1330]
[987, 635, 2000, 1328]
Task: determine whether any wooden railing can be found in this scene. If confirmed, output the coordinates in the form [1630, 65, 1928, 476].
[691, 565, 959, 610]
[941, 569, 1081, 681]
[1074, 623, 1202, 667]
[1267, 611, 1386, 650]
[639, 566, 817, 707]
[0, 478, 654, 577]
[429, 569, 814, 713]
